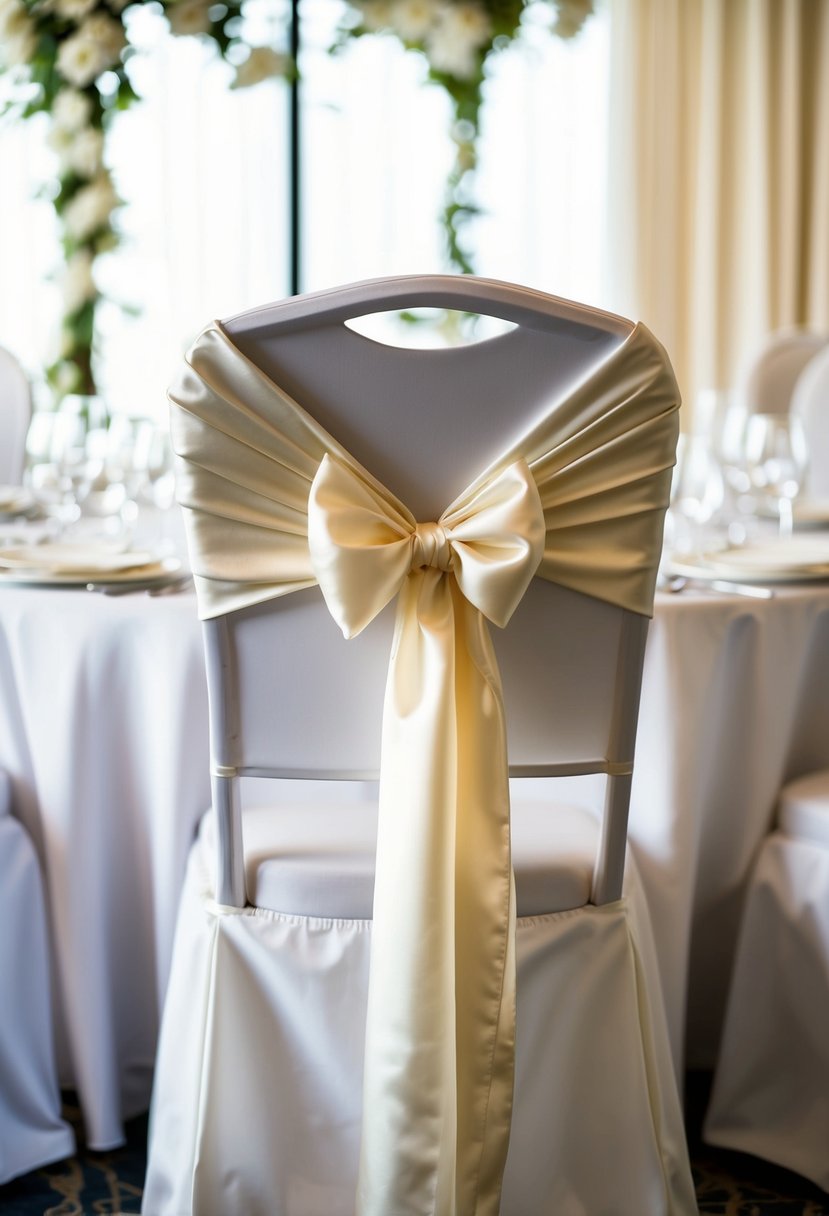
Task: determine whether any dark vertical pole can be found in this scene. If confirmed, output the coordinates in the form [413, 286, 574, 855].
[289, 0, 301, 296]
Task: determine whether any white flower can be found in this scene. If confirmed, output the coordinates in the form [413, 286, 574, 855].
[62, 249, 97, 314]
[57, 13, 126, 87]
[352, 1, 394, 33]
[65, 126, 105, 177]
[166, 0, 212, 36]
[62, 172, 119, 240]
[54, 0, 97, 19]
[389, 0, 439, 41]
[231, 46, 290, 88]
[0, 4, 37, 66]
[426, 2, 491, 78]
[52, 89, 94, 133]
[55, 361, 83, 395]
[434, 3, 491, 49]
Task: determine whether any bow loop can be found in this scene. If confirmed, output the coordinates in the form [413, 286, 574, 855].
[308, 453, 545, 637]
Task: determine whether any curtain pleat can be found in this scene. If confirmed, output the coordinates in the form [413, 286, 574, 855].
[607, 0, 829, 421]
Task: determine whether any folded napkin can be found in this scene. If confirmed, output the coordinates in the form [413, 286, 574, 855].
[0, 542, 160, 576]
[711, 539, 829, 572]
[0, 485, 34, 515]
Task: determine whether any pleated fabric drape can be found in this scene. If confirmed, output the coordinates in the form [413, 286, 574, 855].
[607, 0, 829, 418]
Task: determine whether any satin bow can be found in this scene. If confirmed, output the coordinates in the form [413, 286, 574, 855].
[308, 453, 546, 638]
[308, 453, 545, 1216]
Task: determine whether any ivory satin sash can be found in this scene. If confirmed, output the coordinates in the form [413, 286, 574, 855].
[169, 319, 680, 1215]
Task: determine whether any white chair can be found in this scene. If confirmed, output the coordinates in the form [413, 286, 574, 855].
[0, 344, 32, 485]
[791, 344, 829, 497]
[0, 766, 75, 1183]
[705, 767, 829, 1189]
[738, 327, 828, 416]
[142, 276, 696, 1216]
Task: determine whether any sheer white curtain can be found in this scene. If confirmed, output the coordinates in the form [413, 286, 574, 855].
[0, 1, 611, 423]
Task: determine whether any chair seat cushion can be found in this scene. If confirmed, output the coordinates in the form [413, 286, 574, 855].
[777, 768, 829, 847]
[241, 798, 599, 920]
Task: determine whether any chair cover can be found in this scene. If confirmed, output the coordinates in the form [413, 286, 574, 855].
[144, 282, 695, 1216]
[705, 769, 829, 1188]
[738, 327, 827, 415]
[0, 345, 32, 485]
[0, 769, 75, 1183]
[791, 345, 829, 497]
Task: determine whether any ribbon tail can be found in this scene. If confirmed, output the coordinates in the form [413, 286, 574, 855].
[454, 585, 516, 1215]
[357, 570, 515, 1216]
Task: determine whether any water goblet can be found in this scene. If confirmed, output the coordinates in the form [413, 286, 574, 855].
[743, 413, 808, 537]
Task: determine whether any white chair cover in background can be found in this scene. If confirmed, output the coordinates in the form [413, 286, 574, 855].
[705, 768, 829, 1189]
[0, 767, 75, 1184]
[144, 280, 696, 1216]
[738, 327, 828, 416]
[0, 344, 32, 485]
[791, 344, 829, 497]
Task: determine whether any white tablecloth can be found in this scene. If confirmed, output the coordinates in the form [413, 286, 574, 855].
[0, 585, 209, 1150]
[1, 578, 828, 1149]
[634, 584, 829, 1070]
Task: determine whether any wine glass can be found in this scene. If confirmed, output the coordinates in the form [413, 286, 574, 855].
[666, 433, 724, 555]
[24, 405, 96, 530]
[743, 413, 809, 537]
[133, 422, 177, 547]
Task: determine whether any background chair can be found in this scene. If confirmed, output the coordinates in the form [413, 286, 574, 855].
[143, 276, 695, 1215]
[738, 327, 828, 416]
[0, 344, 32, 485]
[791, 344, 829, 497]
[705, 766, 829, 1188]
[0, 766, 75, 1184]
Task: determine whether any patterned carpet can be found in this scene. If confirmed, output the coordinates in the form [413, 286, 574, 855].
[0, 1076, 826, 1215]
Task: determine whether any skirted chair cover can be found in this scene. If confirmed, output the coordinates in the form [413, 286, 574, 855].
[0, 344, 32, 486]
[791, 344, 829, 498]
[0, 767, 75, 1183]
[705, 767, 829, 1189]
[142, 279, 696, 1216]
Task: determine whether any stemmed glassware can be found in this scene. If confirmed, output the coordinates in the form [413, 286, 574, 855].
[743, 413, 809, 537]
[24, 399, 104, 530]
[666, 432, 724, 555]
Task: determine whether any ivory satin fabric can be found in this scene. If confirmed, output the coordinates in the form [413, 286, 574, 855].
[158, 318, 682, 1215]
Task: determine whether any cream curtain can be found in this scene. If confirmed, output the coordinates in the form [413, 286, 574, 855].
[606, 0, 829, 422]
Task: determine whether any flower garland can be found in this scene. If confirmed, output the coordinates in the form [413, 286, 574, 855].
[0, 0, 593, 399]
[340, 0, 594, 273]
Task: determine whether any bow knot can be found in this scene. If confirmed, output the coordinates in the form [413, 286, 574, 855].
[307, 453, 545, 639]
[412, 522, 453, 572]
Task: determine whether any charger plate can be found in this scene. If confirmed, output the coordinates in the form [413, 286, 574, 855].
[667, 540, 829, 584]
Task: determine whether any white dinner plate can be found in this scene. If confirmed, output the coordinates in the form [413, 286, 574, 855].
[0, 551, 182, 588]
[666, 539, 829, 584]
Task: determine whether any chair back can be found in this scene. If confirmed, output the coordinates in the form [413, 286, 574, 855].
[791, 344, 829, 497]
[195, 277, 658, 907]
[740, 328, 828, 415]
[0, 345, 32, 484]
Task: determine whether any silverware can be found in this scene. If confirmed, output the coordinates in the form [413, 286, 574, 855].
[89, 574, 193, 597]
[659, 575, 774, 599]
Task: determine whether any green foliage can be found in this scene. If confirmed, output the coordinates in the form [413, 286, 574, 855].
[1, 0, 593, 396]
